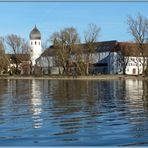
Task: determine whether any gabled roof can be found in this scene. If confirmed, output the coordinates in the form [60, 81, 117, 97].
[40, 40, 148, 58]
[41, 46, 57, 57]
[40, 40, 119, 58]
[6, 54, 30, 64]
[96, 40, 118, 52]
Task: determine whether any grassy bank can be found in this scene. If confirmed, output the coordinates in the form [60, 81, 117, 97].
[0, 74, 148, 80]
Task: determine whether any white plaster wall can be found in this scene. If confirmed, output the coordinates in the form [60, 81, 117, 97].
[36, 56, 55, 68]
[30, 39, 42, 65]
[109, 52, 119, 74]
[126, 66, 139, 75]
[124, 57, 148, 75]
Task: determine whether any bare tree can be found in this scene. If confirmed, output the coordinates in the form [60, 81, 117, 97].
[84, 23, 101, 75]
[73, 45, 86, 75]
[0, 37, 10, 74]
[0, 37, 5, 55]
[127, 13, 148, 74]
[50, 27, 80, 75]
[50, 31, 67, 74]
[118, 42, 132, 74]
[6, 34, 30, 74]
[42, 39, 50, 52]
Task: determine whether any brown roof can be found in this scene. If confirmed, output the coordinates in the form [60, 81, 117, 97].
[118, 42, 148, 57]
[6, 54, 30, 64]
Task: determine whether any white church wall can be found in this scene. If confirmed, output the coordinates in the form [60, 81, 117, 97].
[30, 39, 42, 65]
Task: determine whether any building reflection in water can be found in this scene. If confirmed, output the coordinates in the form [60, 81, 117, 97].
[142, 80, 148, 109]
[30, 79, 43, 129]
[1, 78, 148, 145]
[125, 79, 143, 99]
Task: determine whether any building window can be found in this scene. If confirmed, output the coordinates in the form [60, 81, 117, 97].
[39, 42, 40, 45]
[35, 41, 36, 45]
[31, 41, 33, 45]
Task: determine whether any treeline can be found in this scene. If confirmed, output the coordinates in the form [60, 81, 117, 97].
[0, 13, 148, 76]
[0, 35, 30, 74]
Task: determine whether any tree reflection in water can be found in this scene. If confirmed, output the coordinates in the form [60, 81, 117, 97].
[0, 79, 148, 146]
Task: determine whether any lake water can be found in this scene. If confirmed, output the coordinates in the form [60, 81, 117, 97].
[0, 79, 148, 146]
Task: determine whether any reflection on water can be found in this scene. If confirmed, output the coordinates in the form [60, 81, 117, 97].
[0, 79, 148, 146]
[31, 80, 43, 129]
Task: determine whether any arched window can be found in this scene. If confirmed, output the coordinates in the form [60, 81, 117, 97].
[35, 41, 36, 45]
[39, 41, 40, 45]
[31, 41, 33, 45]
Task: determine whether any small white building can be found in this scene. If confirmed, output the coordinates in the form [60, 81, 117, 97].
[117, 42, 148, 75]
[125, 57, 147, 75]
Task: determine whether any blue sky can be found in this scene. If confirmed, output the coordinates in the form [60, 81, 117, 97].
[0, 2, 148, 46]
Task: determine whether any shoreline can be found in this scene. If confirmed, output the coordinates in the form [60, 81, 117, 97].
[0, 75, 148, 80]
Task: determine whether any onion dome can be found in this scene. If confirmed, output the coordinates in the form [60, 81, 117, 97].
[29, 25, 41, 40]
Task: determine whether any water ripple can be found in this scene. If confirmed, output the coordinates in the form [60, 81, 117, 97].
[0, 79, 148, 146]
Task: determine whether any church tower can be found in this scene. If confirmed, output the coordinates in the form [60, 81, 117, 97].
[29, 25, 42, 65]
